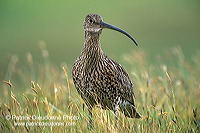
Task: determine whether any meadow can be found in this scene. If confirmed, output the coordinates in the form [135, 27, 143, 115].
[0, 45, 199, 132]
[0, 0, 200, 132]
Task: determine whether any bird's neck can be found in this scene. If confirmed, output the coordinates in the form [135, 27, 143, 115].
[81, 31, 104, 65]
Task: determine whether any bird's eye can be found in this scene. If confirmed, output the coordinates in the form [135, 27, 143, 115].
[89, 19, 94, 23]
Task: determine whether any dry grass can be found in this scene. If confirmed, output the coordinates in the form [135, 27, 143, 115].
[0, 46, 200, 132]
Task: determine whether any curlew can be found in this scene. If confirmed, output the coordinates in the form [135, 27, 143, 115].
[72, 14, 141, 127]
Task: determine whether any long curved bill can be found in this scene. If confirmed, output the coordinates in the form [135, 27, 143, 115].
[100, 21, 138, 46]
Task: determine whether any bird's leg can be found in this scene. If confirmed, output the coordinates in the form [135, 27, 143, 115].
[83, 103, 85, 112]
[114, 105, 119, 128]
[87, 106, 93, 130]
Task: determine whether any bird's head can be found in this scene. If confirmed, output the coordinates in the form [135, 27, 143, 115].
[83, 14, 138, 46]
[83, 14, 103, 33]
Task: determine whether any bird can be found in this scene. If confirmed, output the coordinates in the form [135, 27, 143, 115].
[72, 14, 141, 127]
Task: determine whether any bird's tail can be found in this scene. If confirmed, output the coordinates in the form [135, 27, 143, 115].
[120, 104, 142, 118]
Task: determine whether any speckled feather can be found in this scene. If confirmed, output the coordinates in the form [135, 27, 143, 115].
[72, 14, 141, 120]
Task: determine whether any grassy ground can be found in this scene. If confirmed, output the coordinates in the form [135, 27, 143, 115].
[0, 46, 200, 132]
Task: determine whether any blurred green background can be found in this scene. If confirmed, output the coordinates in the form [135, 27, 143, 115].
[0, 0, 200, 80]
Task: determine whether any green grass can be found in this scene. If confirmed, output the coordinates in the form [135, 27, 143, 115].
[0, 46, 200, 132]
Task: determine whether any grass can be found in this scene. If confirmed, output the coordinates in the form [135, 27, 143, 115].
[0, 45, 200, 132]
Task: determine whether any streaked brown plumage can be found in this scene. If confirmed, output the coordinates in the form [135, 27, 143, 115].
[72, 14, 141, 126]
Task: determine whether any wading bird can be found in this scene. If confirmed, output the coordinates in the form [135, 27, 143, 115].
[72, 14, 141, 127]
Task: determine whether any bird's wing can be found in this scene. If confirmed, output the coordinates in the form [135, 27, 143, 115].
[104, 57, 136, 105]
